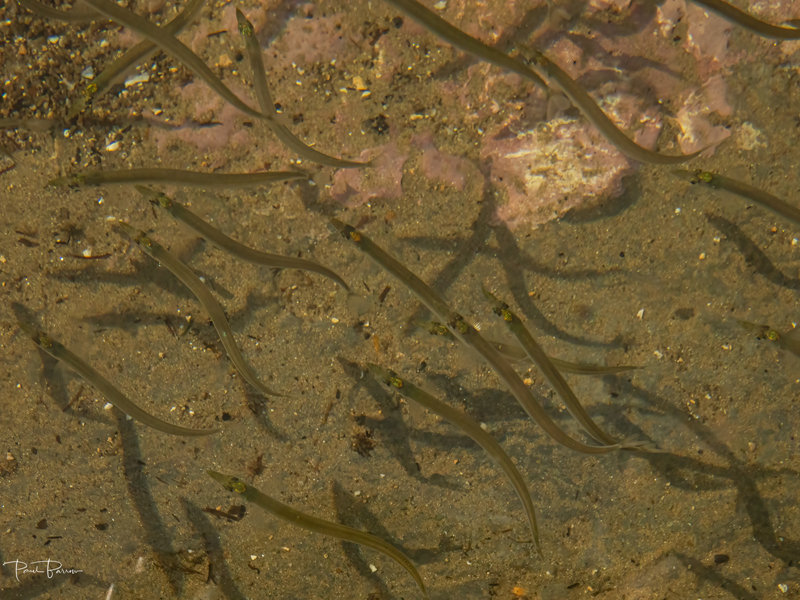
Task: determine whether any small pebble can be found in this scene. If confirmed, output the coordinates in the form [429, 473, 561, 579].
[748, 442, 756, 452]
[124, 73, 150, 87]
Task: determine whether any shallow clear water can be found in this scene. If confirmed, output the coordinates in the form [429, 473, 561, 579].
[1, 0, 799, 598]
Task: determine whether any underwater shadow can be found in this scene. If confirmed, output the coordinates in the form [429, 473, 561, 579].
[48, 236, 213, 301]
[117, 414, 185, 595]
[674, 552, 760, 600]
[11, 302, 117, 427]
[332, 480, 448, 578]
[705, 212, 800, 291]
[490, 214, 628, 350]
[609, 377, 800, 565]
[395, 164, 624, 348]
[338, 356, 462, 491]
[559, 172, 643, 224]
[0, 572, 107, 600]
[180, 497, 249, 600]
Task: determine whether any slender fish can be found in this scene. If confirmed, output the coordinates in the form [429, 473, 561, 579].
[0, 117, 58, 131]
[381, 0, 547, 91]
[67, 0, 206, 119]
[689, 0, 800, 39]
[523, 48, 704, 165]
[383, 0, 706, 165]
[137, 186, 348, 290]
[483, 289, 623, 447]
[368, 363, 542, 557]
[329, 218, 636, 454]
[236, 9, 371, 168]
[15, 0, 99, 22]
[48, 168, 307, 188]
[207, 470, 429, 599]
[672, 169, 800, 226]
[417, 319, 639, 375]
[739, 320, 800, 358]
[17, 321, 220, 436]
[82, 0, 277, 123]
[118, 221, 287, 397]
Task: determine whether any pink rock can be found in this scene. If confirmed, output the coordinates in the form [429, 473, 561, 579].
[633, 116, 663, 151]
[702, 74, 733, 117]
[686, 3, 733, 65]
[151, 82, 255, 155]
[143, 0, 165, 14]
[271, 14, 358, 70]
[482, 115, 632, 230]
[658, 0, 746, 73]
[415, 0, 538, 42]
[190, 21, 209, 56]
[751, 0, 800, 25]
[474, 29, 709, 230]
[328, 144, 407, 207]
[132, 0, 749, 231]
[656, 0, 685, 37]
[413, 133, 469, 191]
[589, 0, 633, 11]
[676, 95, 732, 155]
[113, 28, 142, 49]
